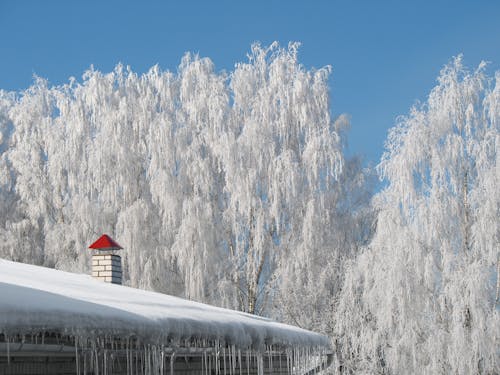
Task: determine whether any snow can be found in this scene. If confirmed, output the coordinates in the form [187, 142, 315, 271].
[0, 258, 330, 350]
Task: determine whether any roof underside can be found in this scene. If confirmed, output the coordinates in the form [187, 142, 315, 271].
[0, 259, 329, 351]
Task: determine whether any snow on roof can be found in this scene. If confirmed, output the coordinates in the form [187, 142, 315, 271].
[0, 259, 329, 350]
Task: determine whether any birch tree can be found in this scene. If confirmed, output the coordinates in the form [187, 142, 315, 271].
[275, 155, 375, 334]
[218, 43, 344, 314]
[335, 57, 500, 374]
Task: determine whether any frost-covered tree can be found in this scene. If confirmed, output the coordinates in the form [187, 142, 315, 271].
[0, 90, 20, 262]
[275, 154, 375, 334]
[0, 43, 365, 320]
[335, 57, 499, 374]
[217, 43, 345, 314]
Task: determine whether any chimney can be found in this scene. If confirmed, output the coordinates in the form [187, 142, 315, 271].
[89, 234, 123, 285]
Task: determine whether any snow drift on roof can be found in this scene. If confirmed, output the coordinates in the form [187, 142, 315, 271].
[0, 259, 329, 350]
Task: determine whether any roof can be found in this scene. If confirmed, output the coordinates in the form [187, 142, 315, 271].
[0, 259, 330, 350]
[88, 234, 123, 250]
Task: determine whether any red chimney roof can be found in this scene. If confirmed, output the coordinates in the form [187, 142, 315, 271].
[89, 234, 123, 250]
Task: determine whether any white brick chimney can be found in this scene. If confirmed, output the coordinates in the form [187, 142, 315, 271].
[88, 234, 123, 285]
[92, 254, 122, 284]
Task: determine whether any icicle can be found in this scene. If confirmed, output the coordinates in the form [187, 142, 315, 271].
[110, 351, 115, 375]
[256, 352, 263, 375]
[287, 348, 292, 375]
[142, 344, 146, 375]
[103, 349, 107, 375]
[231, 344, 236, 375]
[246, 350, 250, 375]
[279, 347, 282, 374]
[84, 346, 87, 375]
[202, 348, 205, 375]
[75, 336, 80, 375]
[161, 347, 165, 375]
[6, 335, 10, 366]
[268, 345, 272, 374]
[126, 338, 130, 375]
[238, 348, 242, 375]
[170, 352, 175, 375]
[215, 339, 220, 375]
[223, 346, 227, 375]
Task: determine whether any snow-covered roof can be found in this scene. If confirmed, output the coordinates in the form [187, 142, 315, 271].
[0, 259, 329, 350]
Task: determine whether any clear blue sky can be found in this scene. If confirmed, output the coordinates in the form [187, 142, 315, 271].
[1, 1, 499, 164]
